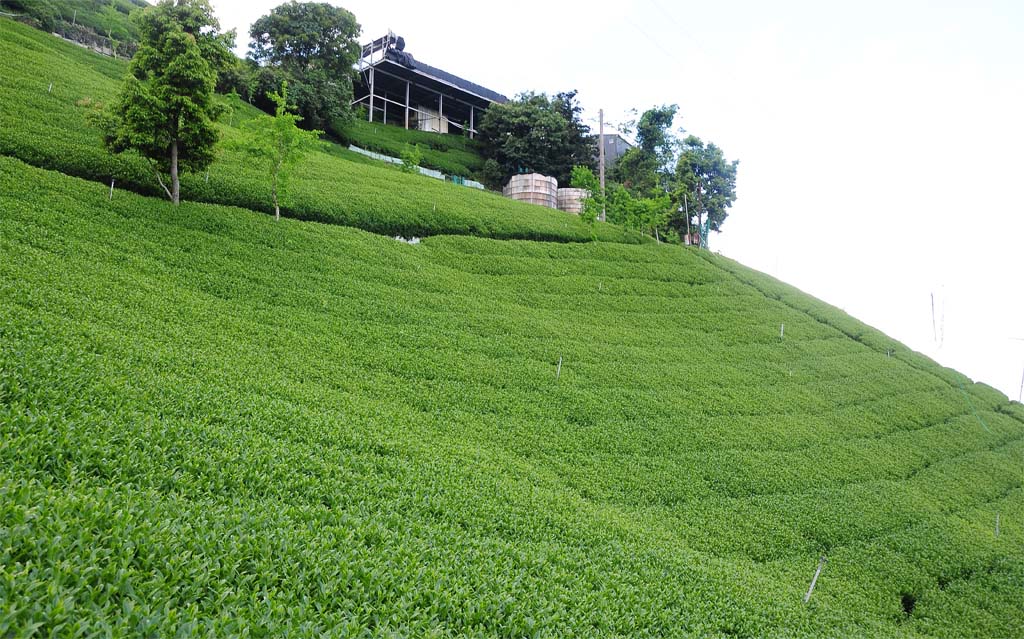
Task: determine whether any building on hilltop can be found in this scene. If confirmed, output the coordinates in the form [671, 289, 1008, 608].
[600, 132, 634, 168]
[352, 32, 508, 138]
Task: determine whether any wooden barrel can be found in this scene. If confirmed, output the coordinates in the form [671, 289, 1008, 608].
[503, 173, 558, 209]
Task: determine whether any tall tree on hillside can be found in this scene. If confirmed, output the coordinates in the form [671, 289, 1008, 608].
[672, 135, 739, 236]
[248, 2, 360, 134]
[100, 0, 229, 205]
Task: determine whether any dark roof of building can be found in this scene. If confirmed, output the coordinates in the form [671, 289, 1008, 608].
[378, 46, 507, 105]
[408, 58, 508, 104]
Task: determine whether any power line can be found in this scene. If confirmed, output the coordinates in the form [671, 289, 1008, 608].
[644, 0, 713, 58]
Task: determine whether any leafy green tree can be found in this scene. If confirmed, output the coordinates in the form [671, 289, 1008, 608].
[635, 104, 680, 169]
[399, 144, 423, 174]
[569, 165, 601, 225]
[101, 0, 228, 205]
[600, 184, 672, 241]
[231, 82, 322, 220]
[248, 2, 360, 135]
[610, 104, 680, 197]
[673, 134, 739, 235]
[609, 147, 660, 197]
[477, 92, 584, 189]
[138, 0, 237, 80]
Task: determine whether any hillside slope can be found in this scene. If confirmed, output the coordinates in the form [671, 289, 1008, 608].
[2, 156, 1022, 637]
[0, 17, 641, 244]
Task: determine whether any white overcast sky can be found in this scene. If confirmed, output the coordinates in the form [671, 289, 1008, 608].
[212, 0, 1024, 400]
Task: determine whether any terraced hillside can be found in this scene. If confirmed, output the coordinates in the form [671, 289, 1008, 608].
[0, 18, 638, 244]
[2, 16, 1023, 639]
[2, 157, 1022, 637]
[343, 118, 486, 179]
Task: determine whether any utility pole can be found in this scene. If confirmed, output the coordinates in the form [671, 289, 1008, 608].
[684, 193, 691, 245]
[599, 109, 606, 222]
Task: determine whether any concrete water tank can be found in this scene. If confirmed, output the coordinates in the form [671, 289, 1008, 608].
[556, 188, 590, 215]
[503, 173, 558, 209]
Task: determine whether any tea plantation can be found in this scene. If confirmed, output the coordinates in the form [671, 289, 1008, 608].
[0, 19, 639, 244]
[343, 118, 486, 179]
[2, 16, 1024, 639]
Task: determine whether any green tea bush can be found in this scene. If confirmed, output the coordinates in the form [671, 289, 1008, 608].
[342, 117, 485, 177]
[1, 157, 1022, 637]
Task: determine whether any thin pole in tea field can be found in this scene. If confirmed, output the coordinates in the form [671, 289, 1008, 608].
[931, 293, 937, 344]
[780, 323, 785, 340]
[109, 179, 114, 200]
[804, 556, 827, 604]
[556, 356, 562, 380]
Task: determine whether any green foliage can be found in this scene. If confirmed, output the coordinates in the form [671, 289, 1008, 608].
[343, 118, 484, 178]
[2, 156, 1023, 637]
[0, 18, 643, 244]
[674, 134, 739, 233]
[247, 1, 360, 136]
[477, 90, 594, 189]
[98, 0, 229, 205]
[570, 165, 601, 225]
[602, 183, 672, 239]
[609, 145, 660, 195]
[571, 165, 672, 240]
[230, 81, 322, 220]
[139, 0, 237, 79]
[635, 103, 680, 167]
[611, 104, 681, 197]
[609, 105, 738, 243]
[399, 143, 423, 174]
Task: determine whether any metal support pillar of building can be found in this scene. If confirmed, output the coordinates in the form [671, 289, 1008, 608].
[438, 94, 443, 133]
[404, 81, 410, 130]
[469, 106, 475, 139]
[368, 67, 375, 122]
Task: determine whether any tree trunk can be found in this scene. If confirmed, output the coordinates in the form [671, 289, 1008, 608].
[170, 139, 180, 206]
[684, 194, 691, 245]
[272, 164, 281, 221]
